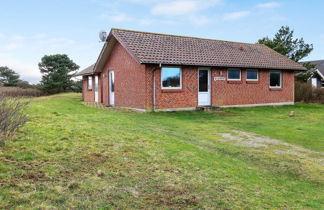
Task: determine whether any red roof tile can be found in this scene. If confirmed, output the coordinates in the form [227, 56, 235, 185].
[110, 28, 305, 71]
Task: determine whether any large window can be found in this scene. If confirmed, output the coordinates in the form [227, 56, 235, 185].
[227, 69, 241, 81]
[161, 67, 182, 89]
[269, 71, 282, 88]
[88, 76, 92, 90]
[246, 70, 258, 81]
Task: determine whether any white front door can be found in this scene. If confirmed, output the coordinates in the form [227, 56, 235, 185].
[109, 71, 115, 105]
[94, 75, 99, 103]
[198, 69, 211, 106]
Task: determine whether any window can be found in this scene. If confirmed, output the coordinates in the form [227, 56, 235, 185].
[269, 71, 282, 88]
[246, 70, 258, 81]
[88, 76, 92, 90]
[227, 69, 241, 81]
[161, 67, 182, 89]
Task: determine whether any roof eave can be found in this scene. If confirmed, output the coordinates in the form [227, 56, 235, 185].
[315, 69, 324, 80]
[141, 62, 306, 71]
[93, 29, 143, 73]
[74, 72, 94, 77]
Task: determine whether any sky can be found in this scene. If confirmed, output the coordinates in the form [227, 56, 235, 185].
[0, 0, 323, 83]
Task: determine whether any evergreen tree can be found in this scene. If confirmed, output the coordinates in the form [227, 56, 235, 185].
[0, 66, 20, 86]
[38, 54, 79, 94]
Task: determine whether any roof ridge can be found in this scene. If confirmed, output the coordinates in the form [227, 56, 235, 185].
[111, 28, 259, 46]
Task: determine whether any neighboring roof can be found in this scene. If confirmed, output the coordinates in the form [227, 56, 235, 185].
[302, 60, 324, 77]
[94, 28, 306, 72]
[75, 64, 95, 76]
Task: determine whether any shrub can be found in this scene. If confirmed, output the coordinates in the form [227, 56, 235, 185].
[0, 87, 43, 98]
[295, 81, 324, 104]
[295, 82, 312, 102]
[0, 97, 29, 144]
[312, 88, 324, 104]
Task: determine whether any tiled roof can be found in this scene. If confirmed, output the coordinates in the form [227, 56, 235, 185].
[110, 29, 306, 71]
[75, 64, 95, 76]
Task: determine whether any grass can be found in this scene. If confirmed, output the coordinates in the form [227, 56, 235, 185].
[0, 93, 323, 209]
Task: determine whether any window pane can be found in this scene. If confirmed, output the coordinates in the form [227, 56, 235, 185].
[246, 70, 258, 80]
[228, 70, 240, 80]
[162, 67, 181, 88]
[111, 73, 114, 92]
[199, 70, 208, 92]
[270, 72, 281, 87]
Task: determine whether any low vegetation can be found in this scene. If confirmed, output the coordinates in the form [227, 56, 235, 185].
[0, 93, 323, 209]
[0, 97, 29, 144]
[0, 87, 42, 98]
[295, 81, 324, 104]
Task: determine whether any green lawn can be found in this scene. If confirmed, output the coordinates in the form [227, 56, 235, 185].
[0, 93, 323, 209]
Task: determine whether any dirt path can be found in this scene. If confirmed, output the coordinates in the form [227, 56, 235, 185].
[220, 130, 324, 181]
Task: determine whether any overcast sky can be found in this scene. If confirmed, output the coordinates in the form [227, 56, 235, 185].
[1, 0, 323, 83]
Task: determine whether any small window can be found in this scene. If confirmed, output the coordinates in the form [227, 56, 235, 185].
[161, 67, 182, 89]
[227, 69, 241, 81]
[246, 70, 258, 81]
[270, 71, 282, 88]
[88, 76, 92, 90]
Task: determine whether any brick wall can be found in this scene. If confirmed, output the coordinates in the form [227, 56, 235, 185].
[144, 66, 295, 109]
[100, 42, 147, 109]
[82, 75, 94, 102]
[212, 68, 294, 106]
[145, 65, 198, 110]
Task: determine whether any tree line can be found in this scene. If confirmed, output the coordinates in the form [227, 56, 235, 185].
[0, 54, 82, 94]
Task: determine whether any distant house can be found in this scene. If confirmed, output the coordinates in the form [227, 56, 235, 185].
[76, 28, 305, 112]
[302, 60, 324, 88]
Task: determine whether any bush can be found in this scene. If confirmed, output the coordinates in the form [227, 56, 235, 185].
[295, 82, 312, 102]
[70, 80, 82, 93]
[312, 88, 324, 104]
[0, 97, 29, 144]
[295, 81, 324, 104]
[0, 87, 43, 98]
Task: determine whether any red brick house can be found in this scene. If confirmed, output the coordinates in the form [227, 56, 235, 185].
[76, 28, 305, 112]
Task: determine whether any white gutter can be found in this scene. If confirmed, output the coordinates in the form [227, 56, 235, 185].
[315, 69, 324, 80]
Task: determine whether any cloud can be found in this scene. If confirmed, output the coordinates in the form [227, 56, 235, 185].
[0, 33, 5, 39]
[0, 53, 41, 83]
[127, 0, 158, 4]
[152, 1, 196, 15]
[190, 16, 212, 25]
[138, 18, 154, 26]
[31, 33, 47, 39]
[111, 14, 132, 22]
[223, 11, 250, 21]
[257, 2, 280, 9]
[269, 15, 287, 22]
[99, 13, 133, 22]
[151, 0, 220, 16]
[11, 35, 25, 41]
[38, 38, 76, 50]
[5, 43, 23, 50]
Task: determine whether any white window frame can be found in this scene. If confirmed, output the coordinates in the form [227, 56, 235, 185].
[269, 71, 282, 88]
[246, 69, 259, 81]
[227, 69, 241, 81]
[161, 66, 182, 89]
[87, 76, 92, 90]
